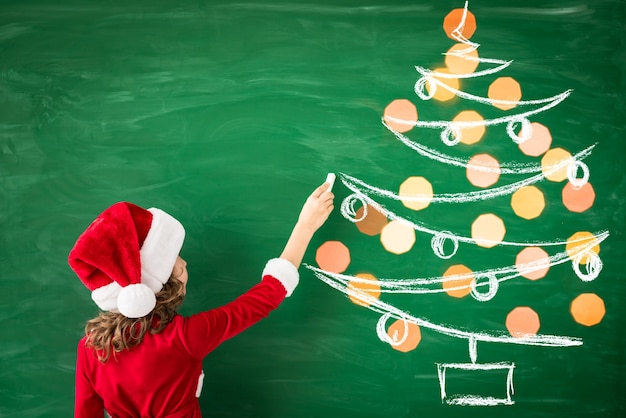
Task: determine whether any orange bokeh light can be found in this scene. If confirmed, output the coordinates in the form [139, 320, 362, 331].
[443, 7, 477, 41]
[387, 319, 422, 352]
[383, 99, 418, 133]
[442, 264, 474, 298]
[570, 293, 606, 326]
[347, 273, 381, 307]
[426, 67, 460, 102]
[562, 182, 595, 213]
[315, 241, 350, 273]
[355, 204, 388, 236]
[488, 77, 522, 111]
[506, 306, 540, 337]
[565, 231, 600, 265]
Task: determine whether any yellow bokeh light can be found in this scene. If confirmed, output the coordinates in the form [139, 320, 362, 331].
[347, 273, 381, 307]
[510, 186, 545, 220]
[452, 110, 485, 145]
[426, 67, 460, 102]
[471, 213, 506, 248]
[442, 264, 474, 298]
[445, 43, 480, 74]
[380, 220, 416, 255]
[541, 148, 572, 182]
[488, 77, 521, 111]
[566, 231, 600, 265]
[399, 176, 433, 211]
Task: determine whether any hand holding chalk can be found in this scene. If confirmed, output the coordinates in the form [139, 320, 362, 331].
[325, 173, 336, 192]
[281, 177, 336, 268]
[294, 176, 335, 235]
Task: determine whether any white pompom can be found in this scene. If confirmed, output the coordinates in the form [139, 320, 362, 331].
[117, 283, 157, 318]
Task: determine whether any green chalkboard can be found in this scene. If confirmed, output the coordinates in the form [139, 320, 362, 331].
[1, 0, 625, 416]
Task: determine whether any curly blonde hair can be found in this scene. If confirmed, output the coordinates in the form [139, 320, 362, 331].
[84, 274, 186, 364]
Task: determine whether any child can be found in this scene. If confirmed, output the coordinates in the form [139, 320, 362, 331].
[69, 182, 334, 417]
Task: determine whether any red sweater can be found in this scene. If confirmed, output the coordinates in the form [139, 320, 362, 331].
[75, 273, 290, 417]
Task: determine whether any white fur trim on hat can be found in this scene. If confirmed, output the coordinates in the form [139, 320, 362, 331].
[117, 283, 157, 318]
[140, 208, 186, 293]
[262, 258, 299, 297]
[91, 281, 123, 313]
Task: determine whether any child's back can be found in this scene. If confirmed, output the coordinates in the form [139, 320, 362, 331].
[70, 182, 334, 417]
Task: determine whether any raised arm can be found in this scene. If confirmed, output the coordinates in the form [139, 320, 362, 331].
[181, 182, 335, 359]
[280, 182, 334, 269]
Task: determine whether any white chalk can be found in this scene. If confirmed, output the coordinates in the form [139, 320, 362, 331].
[325, 173, 336, 192]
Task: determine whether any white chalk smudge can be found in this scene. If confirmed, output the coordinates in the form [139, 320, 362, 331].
[306, 263, 583, 348]
[381, 121, 597, 175]
[437, 362, 516, 406]
[339, 152, 590, 202]
[305, 231, 607, 299]
[339, 180, 609, 257]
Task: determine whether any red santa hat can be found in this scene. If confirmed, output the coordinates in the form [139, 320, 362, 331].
[69, 202, 185, 318]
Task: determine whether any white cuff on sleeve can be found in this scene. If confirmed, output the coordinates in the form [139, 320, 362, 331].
[262, 258, 299, 297]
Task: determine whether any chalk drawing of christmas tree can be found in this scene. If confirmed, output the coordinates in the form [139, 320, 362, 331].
[305, 1, 609, 407]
